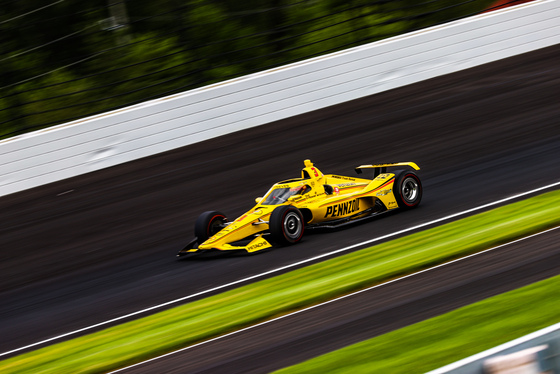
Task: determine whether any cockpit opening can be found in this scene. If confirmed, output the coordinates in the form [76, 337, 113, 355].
[262, 185, 311, 205]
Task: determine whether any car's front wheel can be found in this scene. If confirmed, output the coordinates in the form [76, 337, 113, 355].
[194, 211, 228, 242]
[269, 205, 304, 245]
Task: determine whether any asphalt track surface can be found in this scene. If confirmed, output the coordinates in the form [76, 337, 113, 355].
[0, 44, 559, 369]
[115, 227, 560, 374]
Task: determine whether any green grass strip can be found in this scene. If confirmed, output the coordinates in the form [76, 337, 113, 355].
[1, 190, 560, 373]
[274, 273, 560, 374]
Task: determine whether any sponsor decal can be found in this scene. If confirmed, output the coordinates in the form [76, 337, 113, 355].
[334, 186, 340, 195]
[335, 183, 357, 188]
[206, 228, 228, 242]
[324, 199, 360, 218]
[375, 173, 391, 180]
[247, 241, 267, 251]
[331, 175, 356, 181]
[246, 236, 271, 252]
[376, 189, 392, 196]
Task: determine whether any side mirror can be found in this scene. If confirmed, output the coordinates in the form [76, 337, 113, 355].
[255, 197, 263, 203]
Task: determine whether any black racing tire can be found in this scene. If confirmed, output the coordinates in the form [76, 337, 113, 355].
[194, 211, 227, 242]
[393, 171, 422, 209]
[269, 205, 305, 245]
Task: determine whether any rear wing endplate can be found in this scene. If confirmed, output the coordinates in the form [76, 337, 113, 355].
[355, 162, 420, 176]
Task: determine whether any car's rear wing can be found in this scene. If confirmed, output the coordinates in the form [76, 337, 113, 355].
[355, 162, 420, 177]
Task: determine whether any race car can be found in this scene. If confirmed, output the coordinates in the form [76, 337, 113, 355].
[177, 160, 421, 257]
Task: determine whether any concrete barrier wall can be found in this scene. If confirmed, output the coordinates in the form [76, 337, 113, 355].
[427, 322, 560, 374]
[1, 0, 559, 197]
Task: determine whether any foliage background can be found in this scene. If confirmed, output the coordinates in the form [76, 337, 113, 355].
[1, 0, 498, 139]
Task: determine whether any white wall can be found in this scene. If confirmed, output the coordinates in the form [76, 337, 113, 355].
[1, 0, 559, 197]
[427, 322, 560, 374]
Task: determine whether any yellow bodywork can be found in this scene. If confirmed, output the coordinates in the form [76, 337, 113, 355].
[189, 160, 420, 254]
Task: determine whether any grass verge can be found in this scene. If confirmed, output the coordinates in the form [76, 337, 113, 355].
[274, 273, 560, 374]
[1, 189, 560, 373]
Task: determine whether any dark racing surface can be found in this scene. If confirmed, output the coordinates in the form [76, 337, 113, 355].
[0, 44, 559, 371]
[117, 227, 560, 374]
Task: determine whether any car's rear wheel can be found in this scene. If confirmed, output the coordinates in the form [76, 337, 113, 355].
[269, 205, 304, 245]
[195, 211, 227, 242]
[394, 171, 422, 209]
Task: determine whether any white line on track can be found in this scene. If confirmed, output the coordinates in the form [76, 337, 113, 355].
[108, 224, 560, 373]
[1, 180, 559, 358]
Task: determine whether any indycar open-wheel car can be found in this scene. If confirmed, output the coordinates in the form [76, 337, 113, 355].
[178, 160, 421, 257]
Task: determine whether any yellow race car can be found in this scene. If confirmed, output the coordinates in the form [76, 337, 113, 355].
[177, 160, 421, 257]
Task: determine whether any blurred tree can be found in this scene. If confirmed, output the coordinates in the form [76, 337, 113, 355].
[0, 0, 497, 139]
